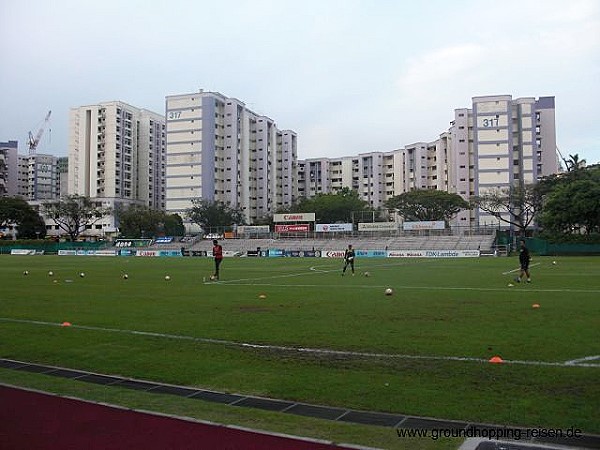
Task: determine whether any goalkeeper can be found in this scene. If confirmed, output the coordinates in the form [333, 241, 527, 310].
[342, 244, 356, 276]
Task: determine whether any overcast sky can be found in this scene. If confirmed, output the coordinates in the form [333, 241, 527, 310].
[1, 0, 599, 164]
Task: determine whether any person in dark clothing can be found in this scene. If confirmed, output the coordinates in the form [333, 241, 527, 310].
[516, 239, 531, 283]
[342, 244, 356, 276]
[212, 240, 223, 280]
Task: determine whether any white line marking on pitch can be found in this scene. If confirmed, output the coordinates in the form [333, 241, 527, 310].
[502, 262, 541, 275]
[208, 281, 600, 294]
[565, 355, 600, 365]
[1, 317, 598, 369]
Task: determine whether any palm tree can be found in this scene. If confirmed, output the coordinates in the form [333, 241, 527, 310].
[567, 154, 586, 172]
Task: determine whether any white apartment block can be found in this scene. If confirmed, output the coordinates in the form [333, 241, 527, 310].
[165, 91, 297, 230]
[297, 95, 559, 229]
[68, 101, 165, 237]
[450, 95, 558, 227]
[0, 140, 19, 196]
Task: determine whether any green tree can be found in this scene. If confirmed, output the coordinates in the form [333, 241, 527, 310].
[289, 188, 372, 223]
[0, 196, 46, 239]
[117, 205, 184, 238]
[566, 153, 586, 172]
[473, 185, 537, 235]
[187, 199, 246, 231]
[163, 213, 185, 236]
[43, 195, 110, 241]
[386, 189, 469, 223]
[538, 166, 600, 235]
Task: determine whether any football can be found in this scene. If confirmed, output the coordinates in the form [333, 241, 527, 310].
[79, 272, 85, 278]
[363, 271, 370, 277]
[385, 288, 393, 296]
[165, 275, 171, 281]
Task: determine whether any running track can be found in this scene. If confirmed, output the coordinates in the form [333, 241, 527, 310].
[0, 386, 354, 450]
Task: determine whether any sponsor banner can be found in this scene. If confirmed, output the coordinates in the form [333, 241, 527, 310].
[136, 250, 183, 257]
[11, 249, 36, 255]
[358, 222, 398, 232]
[115, 239, 153, 248]
[136, 250, 160, 257]
[273, 213, 316, 223]
[321, 250, 346, 258]
[275, 224, 310, 233]
[387, 250, 480, 258]
[92, 250, 118, 256]
[267, 249, 284, 257]
[237, 225, 270, 234]
[58, 250, 116, 256]
[154, 236, 174, 244]
[356, 250, 387, 258]
[247, 250, 260, 257]
[403, 221, 446, 231]
[315, 223, 353, 232]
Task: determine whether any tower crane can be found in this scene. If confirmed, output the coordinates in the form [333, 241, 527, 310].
[27, 110, 52, 155]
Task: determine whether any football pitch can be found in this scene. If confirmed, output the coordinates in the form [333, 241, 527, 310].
[1, 254, 599, 445]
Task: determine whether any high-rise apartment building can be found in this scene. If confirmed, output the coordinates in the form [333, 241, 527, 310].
[56, 156, 68, 198]
[449, 95, 558, 226]
[0, 140, 19, 197]
[69, 101, 166, 203]
[22, 153, 59, 201]
[68, 101, 165, 237]
[165, 91, 297, 229]
[297, 95, 559, 229]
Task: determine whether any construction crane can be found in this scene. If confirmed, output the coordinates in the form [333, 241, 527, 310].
[27, 110, 52, 155]
[556, 145, 569, 172]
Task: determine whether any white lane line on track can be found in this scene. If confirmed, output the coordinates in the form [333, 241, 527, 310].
[1, 317, 598, 369]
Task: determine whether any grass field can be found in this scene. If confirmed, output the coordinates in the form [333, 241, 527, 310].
[1, 254, 599, 447]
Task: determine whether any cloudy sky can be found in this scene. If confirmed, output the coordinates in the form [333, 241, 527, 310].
[1, 0, 599, 164]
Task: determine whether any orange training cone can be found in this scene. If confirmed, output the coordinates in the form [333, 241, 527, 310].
[61, 322, 72, 327]
[489, 356, 503, 364]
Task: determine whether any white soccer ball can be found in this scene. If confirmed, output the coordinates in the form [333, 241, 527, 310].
[385, 288, 393, 296]
[48, 271, 54, 276]
[165, 275, 171, 281]
[552, 261, 557, 265]
[363, 271, 370, 277]
[23, 270, 29, 276]
[209, 275, 216, 281]
[79, 272, 85, 278]
[123, 274, 129, 279]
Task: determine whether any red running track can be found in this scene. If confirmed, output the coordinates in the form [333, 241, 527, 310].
[0, 386, 353, 450]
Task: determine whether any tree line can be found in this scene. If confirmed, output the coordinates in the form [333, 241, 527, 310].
[1, 156, 598, 241]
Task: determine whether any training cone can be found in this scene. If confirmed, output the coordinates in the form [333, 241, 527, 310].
[489, 356, 503, 364]
[532, 303, 540, 309]
[61, 322, 72, 327]
[258, 293, 267, 299]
